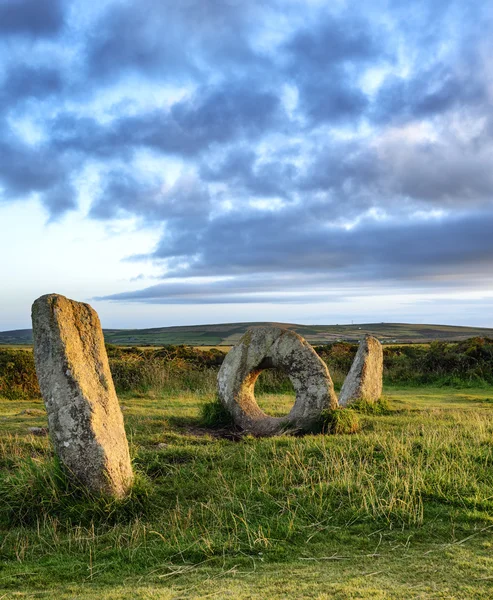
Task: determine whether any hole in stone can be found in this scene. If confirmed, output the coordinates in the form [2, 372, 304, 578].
[255, 368, 295, 417]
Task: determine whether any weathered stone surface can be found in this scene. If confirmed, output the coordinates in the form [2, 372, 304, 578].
[217, 326, 338, 436]
[32, 294, 133, 497]
[339, 335, 383, 406]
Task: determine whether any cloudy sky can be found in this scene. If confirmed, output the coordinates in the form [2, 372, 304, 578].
[1, 0, 493, 331]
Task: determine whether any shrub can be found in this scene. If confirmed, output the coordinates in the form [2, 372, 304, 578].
[3, 337, 493, 400]
[0, 349, 40, 399]
[108, 346, 220, 395]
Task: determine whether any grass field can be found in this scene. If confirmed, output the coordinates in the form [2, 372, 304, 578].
[1, 386, 493, 598]
[2, 320, 493, 346]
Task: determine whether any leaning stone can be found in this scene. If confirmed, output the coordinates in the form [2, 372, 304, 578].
[32, 294, 133, 497]
[339, 335, 383, 406]
[217, 326, 338, 436]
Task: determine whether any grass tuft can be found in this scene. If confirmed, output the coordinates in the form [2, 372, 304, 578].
[350, 396, 392, 414]
[318, 407, 361, 435]
[199, 398, 234, 428]
[0, 456, 153, 527]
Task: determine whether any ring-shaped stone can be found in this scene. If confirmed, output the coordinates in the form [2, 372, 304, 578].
[217, 326, 338, 436]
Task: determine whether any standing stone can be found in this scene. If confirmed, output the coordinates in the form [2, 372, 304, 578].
[218, 326, 338, 436]
[32, 294, 133, 497]
[339, 335, 383, 406]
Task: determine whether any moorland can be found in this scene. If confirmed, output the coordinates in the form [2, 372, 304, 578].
[2, 321, 493, 346]
[1, 336, 493, 598]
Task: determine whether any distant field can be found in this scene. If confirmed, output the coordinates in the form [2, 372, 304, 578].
[1, 321, 493, 346]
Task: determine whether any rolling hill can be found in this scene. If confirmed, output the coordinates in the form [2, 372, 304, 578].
[1, 321, 493, 346]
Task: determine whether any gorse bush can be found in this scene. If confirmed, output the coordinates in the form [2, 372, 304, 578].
[2, 337, 493, 400]
[385, 337, 493, 386]
[107, 344, 222, 395]
[0, 349, 40, 399]
[316, 337, 493, 387]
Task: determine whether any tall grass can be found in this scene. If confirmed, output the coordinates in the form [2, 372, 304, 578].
[2, 404, 493, 565]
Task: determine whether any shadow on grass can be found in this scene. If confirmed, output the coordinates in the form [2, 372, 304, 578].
[167, 413, 244, 441]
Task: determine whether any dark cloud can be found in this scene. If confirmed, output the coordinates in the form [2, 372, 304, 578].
[375, 134, 493, 205]
[0, 64, 63, 110]
[298, 140, 378, 193]
[0, 127, 76, 216]
[86, 0, 271, 82]
[2, 0, 493, 306]
[97, 274, 345, 305]
[90, 171, 211, 222]
[197, 121, 493, 221]
[284, 13, 383, 122]
[286, 15, 379, 66]
[97, 209, 493, 304]
[141, 208, 493, 283]
[98, 293, 326, 305]
[41, 180, 77, 217]
[370, 0, 493, 125]
[373, 59, 488, 125]
[305, 131, 493, 210]
[200, 145, 299, 198]
[0, 0, 65, 37]
[50, 83, 283, 158]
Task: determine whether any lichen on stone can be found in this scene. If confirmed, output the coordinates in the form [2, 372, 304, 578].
[32, 293, 134, 498]
[339, 335, 383, 406]
[217, 326, 338, 436]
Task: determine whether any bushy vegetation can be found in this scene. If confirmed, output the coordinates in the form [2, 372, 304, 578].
[0, 348, 40, 399]
[388, 337, 493, 386]
[316, 336, 493, 388]
[106, 344, 222, 395]
[1, 337, 493, 402]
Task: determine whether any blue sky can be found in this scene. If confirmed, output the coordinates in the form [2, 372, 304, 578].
[1, 0, 493, 331]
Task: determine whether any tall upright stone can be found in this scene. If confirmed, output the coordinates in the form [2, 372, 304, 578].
[32, 294, 133, 497]
[339, 335, 383, 406]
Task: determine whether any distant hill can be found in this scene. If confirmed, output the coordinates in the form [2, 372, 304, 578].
[1, 322, 493, 346]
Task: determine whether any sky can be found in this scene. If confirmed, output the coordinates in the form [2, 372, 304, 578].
[1, 0, 493, 331]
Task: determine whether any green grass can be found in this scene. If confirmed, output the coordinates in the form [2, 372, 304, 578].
[318, 407, 361, 434]
[2, 387, 493, 598]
